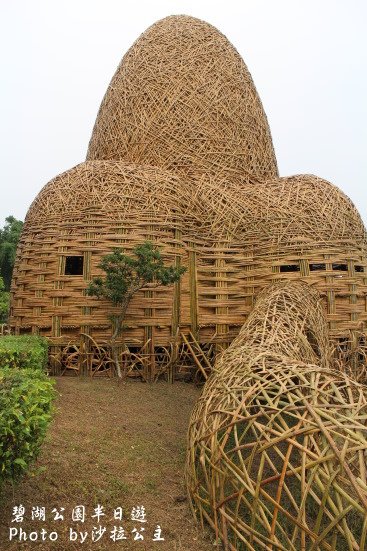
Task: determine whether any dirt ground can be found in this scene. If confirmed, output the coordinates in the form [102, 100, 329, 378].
[0, 377, 217, 551]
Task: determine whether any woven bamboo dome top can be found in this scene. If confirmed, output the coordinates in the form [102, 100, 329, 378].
[184, 173, 367, 247]
[25, 160, 186, 225]
[87, 15, 278, 182]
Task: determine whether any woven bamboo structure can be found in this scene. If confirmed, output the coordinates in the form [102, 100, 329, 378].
[9, 15, 367, 378]
[187, 281, 367, 550]
[87, 15, 278, 183]
[182, 173, 367, 371]
[13, 167, 367, 376]
[10, 161, 191, 378]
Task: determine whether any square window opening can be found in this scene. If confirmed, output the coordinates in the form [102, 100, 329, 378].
[65, 256, 84, 276]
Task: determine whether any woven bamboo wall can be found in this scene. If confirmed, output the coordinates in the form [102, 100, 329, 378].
[10, 167, 367, 374]
[87, 15, 278, 183]
[10, 162, 191, 365]
[184, 173, 367, 361]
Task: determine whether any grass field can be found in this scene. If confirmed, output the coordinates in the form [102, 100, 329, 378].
[0, 377, 215, 550]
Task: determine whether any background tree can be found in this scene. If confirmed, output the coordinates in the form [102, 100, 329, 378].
[0, 216, 24, 291]
[0, 277, 10, 325]
[86, 241, 186, 379]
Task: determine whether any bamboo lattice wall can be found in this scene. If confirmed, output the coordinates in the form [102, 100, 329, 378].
[10, 167, 367, 376]
[10, 162, 190, 377]
[183, 173, 367, 365]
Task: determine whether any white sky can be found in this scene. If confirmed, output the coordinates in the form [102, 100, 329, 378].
[1, 0, 366, 226]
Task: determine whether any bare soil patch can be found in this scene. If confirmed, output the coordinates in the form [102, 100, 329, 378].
[0, 377, 215, 551]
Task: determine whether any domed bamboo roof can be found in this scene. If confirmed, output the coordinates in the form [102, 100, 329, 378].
[87, 15, 278, 182]
[184, 174, 367, 249]
[26, 160, 186, 225]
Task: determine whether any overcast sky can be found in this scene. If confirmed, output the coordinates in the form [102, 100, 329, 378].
[1, 0, 366, 227]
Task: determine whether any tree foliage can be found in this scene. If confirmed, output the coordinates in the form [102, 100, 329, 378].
[86, 241, 186, 378]
[0, 277, 10, 324]
[0, 216, 23, 291]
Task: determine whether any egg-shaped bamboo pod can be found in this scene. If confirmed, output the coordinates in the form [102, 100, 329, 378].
[184, 174, 367, 375]
[9, 161, 191, 379]
[87, 15, 278, 183]
[187, 281, 367, 550]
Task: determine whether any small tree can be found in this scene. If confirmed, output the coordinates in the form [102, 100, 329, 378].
[86, 241, 186, 379]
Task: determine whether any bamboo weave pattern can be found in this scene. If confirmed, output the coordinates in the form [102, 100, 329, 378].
[9, 15, 367, 379]
[187, 281, 367, 550]
[87, 15, 278, 182]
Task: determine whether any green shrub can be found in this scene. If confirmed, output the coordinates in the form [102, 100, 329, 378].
[0, 367, 56, 483]
[0, 335, 49, 371]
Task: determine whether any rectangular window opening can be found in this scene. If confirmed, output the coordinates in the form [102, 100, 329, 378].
[332, 263, 348, 272]
[355, 265, 365, 273]
[65, 256, 84, 276]
[280, 264, 300, 273]
[309, 263, 326, 272]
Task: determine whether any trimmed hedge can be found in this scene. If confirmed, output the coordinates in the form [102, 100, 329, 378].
[0, 368, 55, 483]
[0, 335, 49, 371]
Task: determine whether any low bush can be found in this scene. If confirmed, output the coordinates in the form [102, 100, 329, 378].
[0, 335, 49, 371]
[0, 367, 56, 483]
